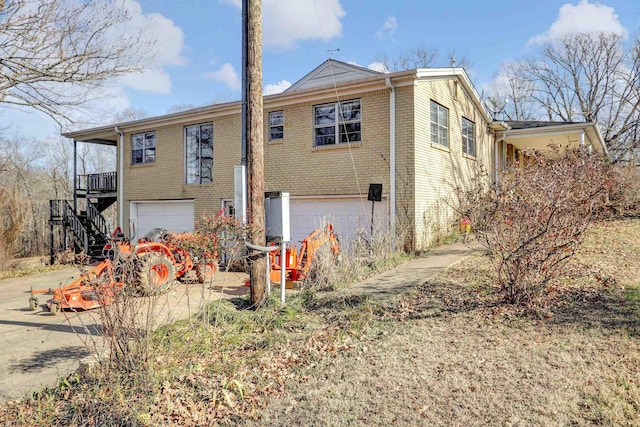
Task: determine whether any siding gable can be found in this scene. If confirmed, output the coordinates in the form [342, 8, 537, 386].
[285, 59, 382, 93]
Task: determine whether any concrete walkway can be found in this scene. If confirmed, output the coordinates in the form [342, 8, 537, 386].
[343, 240, 484, 299]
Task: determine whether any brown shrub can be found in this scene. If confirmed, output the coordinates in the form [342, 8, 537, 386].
[465, 149, 612, 307]
[605, 165, 640, 217]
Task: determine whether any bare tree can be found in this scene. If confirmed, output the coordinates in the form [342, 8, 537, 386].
[524, 33, 640, 162]
[487, 61, 539, 121]
[376, 46, 473, 72]
[113, 107, 149, 123]
[0, 136, 37, 262]
[0, 0, 152, 125]
[484, 32, 640, 162]
[40, 136, 73, 200]
[167, 104, 197, 114]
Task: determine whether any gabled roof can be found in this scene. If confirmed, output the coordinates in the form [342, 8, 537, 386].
[284, 59, 382, 93]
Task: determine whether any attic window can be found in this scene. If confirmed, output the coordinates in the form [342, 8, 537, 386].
[314, 99, 361, 147]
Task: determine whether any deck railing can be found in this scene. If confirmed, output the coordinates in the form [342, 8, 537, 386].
[77, 172, 117, 194]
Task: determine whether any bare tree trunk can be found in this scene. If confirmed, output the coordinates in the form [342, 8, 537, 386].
[247, 0, 266, 307]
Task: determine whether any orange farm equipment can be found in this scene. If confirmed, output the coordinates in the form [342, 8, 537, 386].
[267, 224, 340, 288]
[29, 228, 219, 314]
[29, 258, 124, 315]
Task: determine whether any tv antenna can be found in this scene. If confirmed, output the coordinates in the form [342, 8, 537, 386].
[327, 48, 340, 58]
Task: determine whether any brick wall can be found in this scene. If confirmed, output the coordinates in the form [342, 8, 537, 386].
[413, 79, 493, 250]
[119, 78, 494, 250]
[122, 89, 393, 232]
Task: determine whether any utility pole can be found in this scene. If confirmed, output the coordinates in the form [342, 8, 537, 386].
[246, 0, 266, 307]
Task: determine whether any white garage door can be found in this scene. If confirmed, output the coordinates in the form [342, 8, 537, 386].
[289, 197, 389, 247]
[130, 200, 195, 239]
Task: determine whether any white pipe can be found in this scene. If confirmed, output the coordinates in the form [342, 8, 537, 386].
[493, 122, 512, 187]
[385, 77, 396, 247]
[115, 126, 124, 231]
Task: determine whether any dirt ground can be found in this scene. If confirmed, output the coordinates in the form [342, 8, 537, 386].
[0, 265, 248, 402]
[1, 219, 639, 426]
[246, 219, 640, 426]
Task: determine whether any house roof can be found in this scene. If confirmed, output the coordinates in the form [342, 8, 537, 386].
[505, 120, 582, 130]
[64, 59, 492, 141]
[497, 120, 608, 155]
[284, 59, 382, 93]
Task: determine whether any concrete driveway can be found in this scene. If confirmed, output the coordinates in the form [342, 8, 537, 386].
[0, 266, 248, 402]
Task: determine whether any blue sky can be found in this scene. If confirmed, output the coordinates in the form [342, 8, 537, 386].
[3, 0, 640, 140]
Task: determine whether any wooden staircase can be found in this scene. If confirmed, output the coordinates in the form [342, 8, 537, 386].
[49, 172, 117, 262]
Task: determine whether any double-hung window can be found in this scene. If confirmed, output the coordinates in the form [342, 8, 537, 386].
[269, 111, 284, 140]
[131, 131, 156, 165]
[462, 117, 476, 157]
[430, 101, 449, 148]
[314, 99, 361, 147]
[185, 123, 213, 184]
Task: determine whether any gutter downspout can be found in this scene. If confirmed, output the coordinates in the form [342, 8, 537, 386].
[494, 122, 511, 187]
[115, 126, 124, 231]
[73, 140, 77, 213]
[385, 77, 396, 248]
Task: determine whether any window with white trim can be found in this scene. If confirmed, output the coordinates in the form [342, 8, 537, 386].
[314, 99, 361, 147]
[185, 123, 213, 184]
[462, 117, 476, 157]
[131, 131, 156, 165]
[269, 110, 284, 140]
[430, 101, 449, 148]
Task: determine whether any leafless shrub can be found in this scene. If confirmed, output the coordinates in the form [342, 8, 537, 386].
[462, 149, 612, 307]
[605, 166, 640, 218]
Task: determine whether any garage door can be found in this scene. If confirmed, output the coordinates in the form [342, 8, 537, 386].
[289, 197, 389, 247]
[130, 200, 195, 239]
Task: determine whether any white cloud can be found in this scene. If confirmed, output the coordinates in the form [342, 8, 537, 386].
[119, 69, 172, 95]
[263, 80, 292, 95]
[367, 62, 390, 73]
[221, 0, 345, 50]
[529, 0, 627, 45]
[115, 0, 186, 94]
[219, 0, 241, 8]
[377, 15, 397, 40]
[205, 63, 241, 90]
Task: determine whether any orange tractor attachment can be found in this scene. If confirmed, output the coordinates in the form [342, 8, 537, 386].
[29, 228, 219, 314]
[29, 258, 124, 315]
[266, 224, 340, 289]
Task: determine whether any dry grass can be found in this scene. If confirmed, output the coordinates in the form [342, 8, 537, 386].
[2, 219, 639, 426]
[0, 257, 67, 281]
[245, 218, 640, 426]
